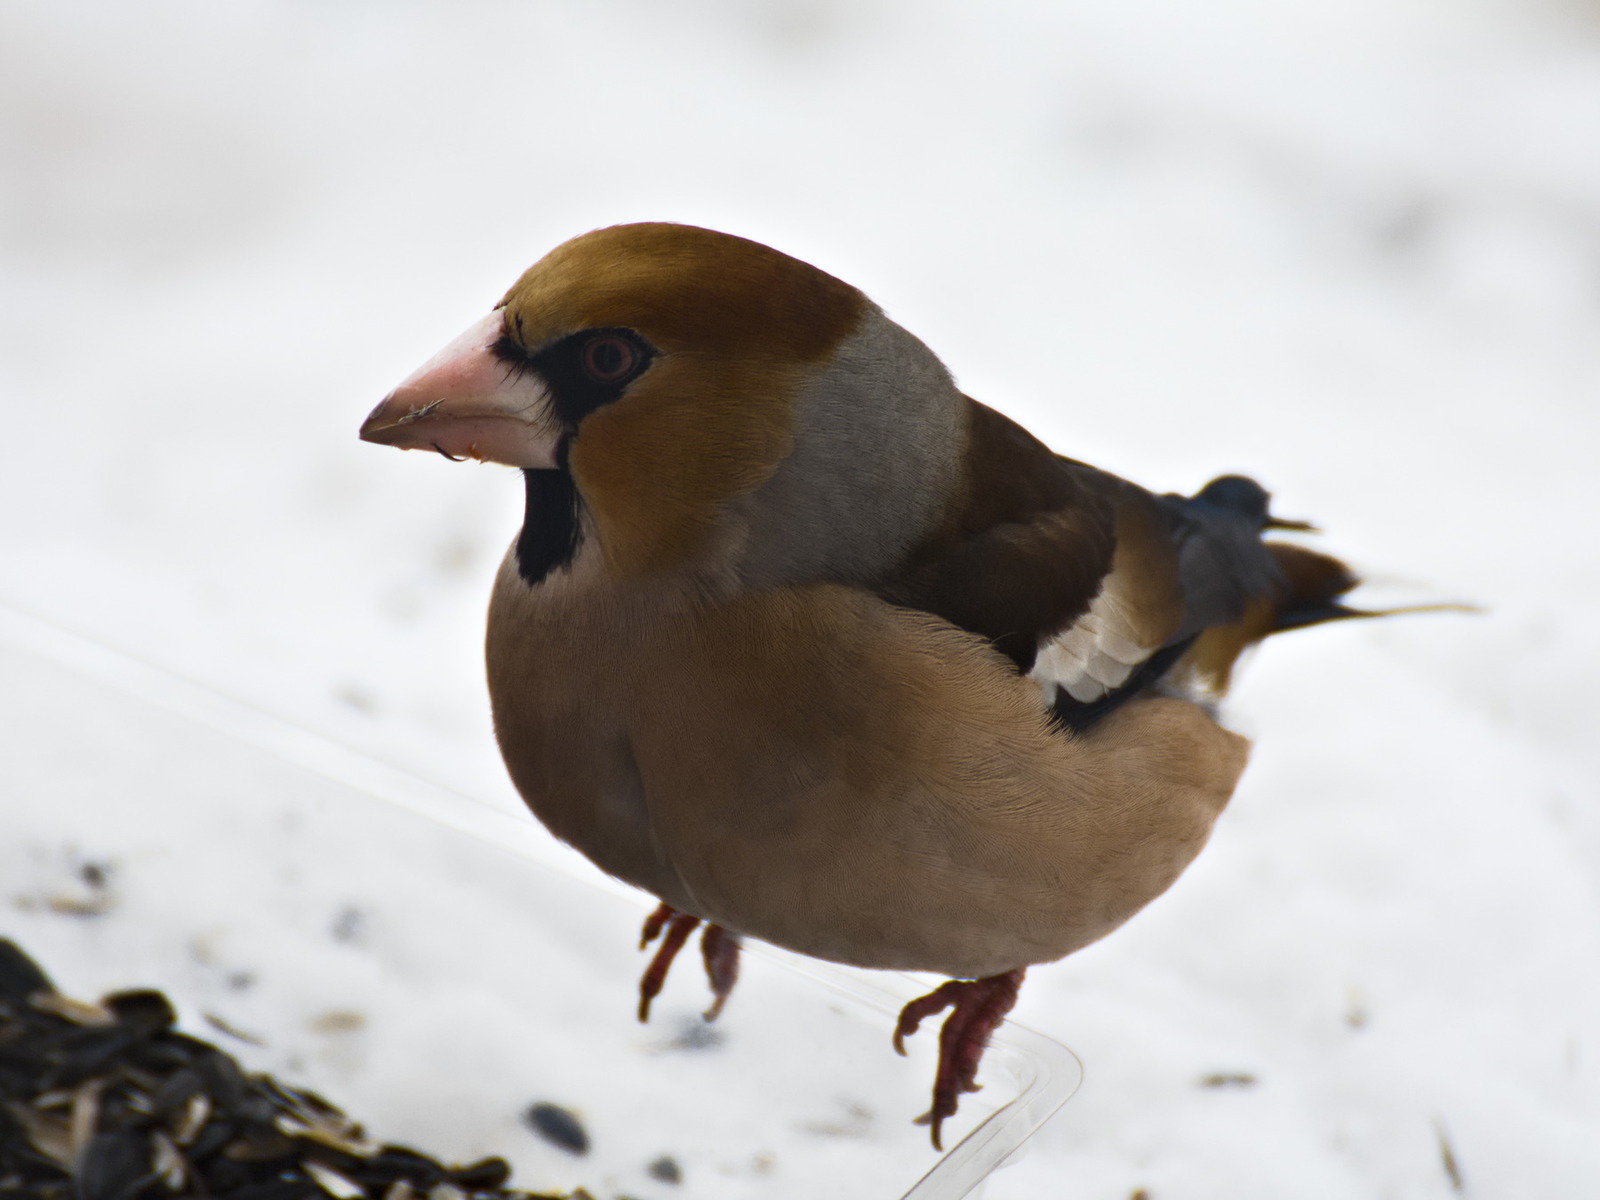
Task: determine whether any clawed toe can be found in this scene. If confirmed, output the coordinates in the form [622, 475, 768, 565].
[894, 968, 1025, 1150]
[698, 922, 741, 1020]
[637, 903, 742, 1023]
[638, 905, 1020, 1150]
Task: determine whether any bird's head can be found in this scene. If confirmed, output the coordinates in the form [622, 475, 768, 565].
[362, 223, 963, 582]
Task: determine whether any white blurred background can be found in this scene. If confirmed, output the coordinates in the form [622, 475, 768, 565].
[3, 1, 1598, 1196]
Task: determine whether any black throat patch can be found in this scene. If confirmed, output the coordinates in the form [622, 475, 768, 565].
[515, 465, 582, 587]
[495, 325, 656, 588]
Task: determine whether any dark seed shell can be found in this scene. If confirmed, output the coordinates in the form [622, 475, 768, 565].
[101, 992, 176, 1039]
[446, 1156, 512, 1189]
[219, 1178, 320, 1200]
[73, 1130, 155, 1200]
[522, 1104, 589, 1157]
[146, 1068, 203, 1121]
[363, 1146, 443, 1187]
[645, 1155, 682, 1185]
[0, 940, 54, 1003]
[0, 940, 595, 1200]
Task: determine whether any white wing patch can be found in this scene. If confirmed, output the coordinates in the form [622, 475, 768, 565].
[1030, 569, 1161, 705]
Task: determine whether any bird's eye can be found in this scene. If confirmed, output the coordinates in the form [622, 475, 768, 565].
[533, 327, 655, 427]
[582, 335, 638, 383]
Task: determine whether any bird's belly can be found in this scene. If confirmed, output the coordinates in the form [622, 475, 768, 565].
[488, 569, 1248, 979]
[681, 704, 1246, 977]
[615, 586, 1250, 979]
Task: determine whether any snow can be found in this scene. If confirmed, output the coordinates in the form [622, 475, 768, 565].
[0, 612, 1080, 1198]
[2, 0, 1598, 1195]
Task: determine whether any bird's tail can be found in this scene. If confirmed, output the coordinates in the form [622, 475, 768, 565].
[1265, 541, 1475, 635]
[1171, 478, 1473, 695]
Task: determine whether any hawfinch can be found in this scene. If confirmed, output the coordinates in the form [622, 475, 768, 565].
[361, 223, 1394, 1147]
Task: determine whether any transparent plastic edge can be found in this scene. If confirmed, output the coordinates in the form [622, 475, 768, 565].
[0, 599, 1084, 1198]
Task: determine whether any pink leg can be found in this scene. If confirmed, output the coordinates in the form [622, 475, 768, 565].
[636, 903, 742, 1023]
[699, 923, 741, 1021]
[637, 905, 700, 1022]
[894, 968, 1026, 1150]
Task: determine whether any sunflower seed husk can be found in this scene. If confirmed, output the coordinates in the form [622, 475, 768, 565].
[304, 1159, 366, 1199]
[150, 1130, 187, 1191]
[0, 938, 586, 1200]
[28, 992, 116, 1027]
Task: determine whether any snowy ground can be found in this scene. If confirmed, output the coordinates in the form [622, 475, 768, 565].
[3, 1, 1599, 1196]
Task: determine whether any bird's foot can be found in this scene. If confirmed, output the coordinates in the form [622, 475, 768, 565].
[637, 902, 741, 1022]
[637, 903, 698, 1021]
[893, 968, 1026, 1150]
[697, 921, 741, 1019]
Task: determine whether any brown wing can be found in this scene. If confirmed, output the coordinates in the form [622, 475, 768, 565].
[876, 400, 1118, 670]
[877, 399, 1315, 731]
[877, 398, 1184, 676]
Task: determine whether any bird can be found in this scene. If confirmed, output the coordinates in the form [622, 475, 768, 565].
[360, 222, 1410, 1149]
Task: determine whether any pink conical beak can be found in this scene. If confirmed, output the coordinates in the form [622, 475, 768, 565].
[360, 312, 564, 469]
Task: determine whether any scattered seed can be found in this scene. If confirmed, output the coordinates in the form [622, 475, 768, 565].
[0, 939, 53, 1001]
[523, 1103, 590, 1156]
[103, 989, 176, 1037]
[172, 1091, 213, 1145]
[447, 1157, 512, 1189]
[74, 1130, 151, 1200]
[363, 1146, 444, 1189]
[68, 1079, 104, 1161]
[1434, 1119, 1465, 1192]
[799, 1099, 874, 1138]
[309, 1010, 366, 1035]
[46, 892, 115, 918]
[646, 1155, 682, 1185]
[151, 1130, 188, 1190]
[0, 938, 591, 1200]
[80, 862, 111, 890]
[305, 1159, 367, 1199]
[204, 1011, 268, 1046]
[5, 1099, 74, 1168]
[331, 907, 366, 944]
[230, 1126, 301, 1162]
[29, 992, 116, 1027]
